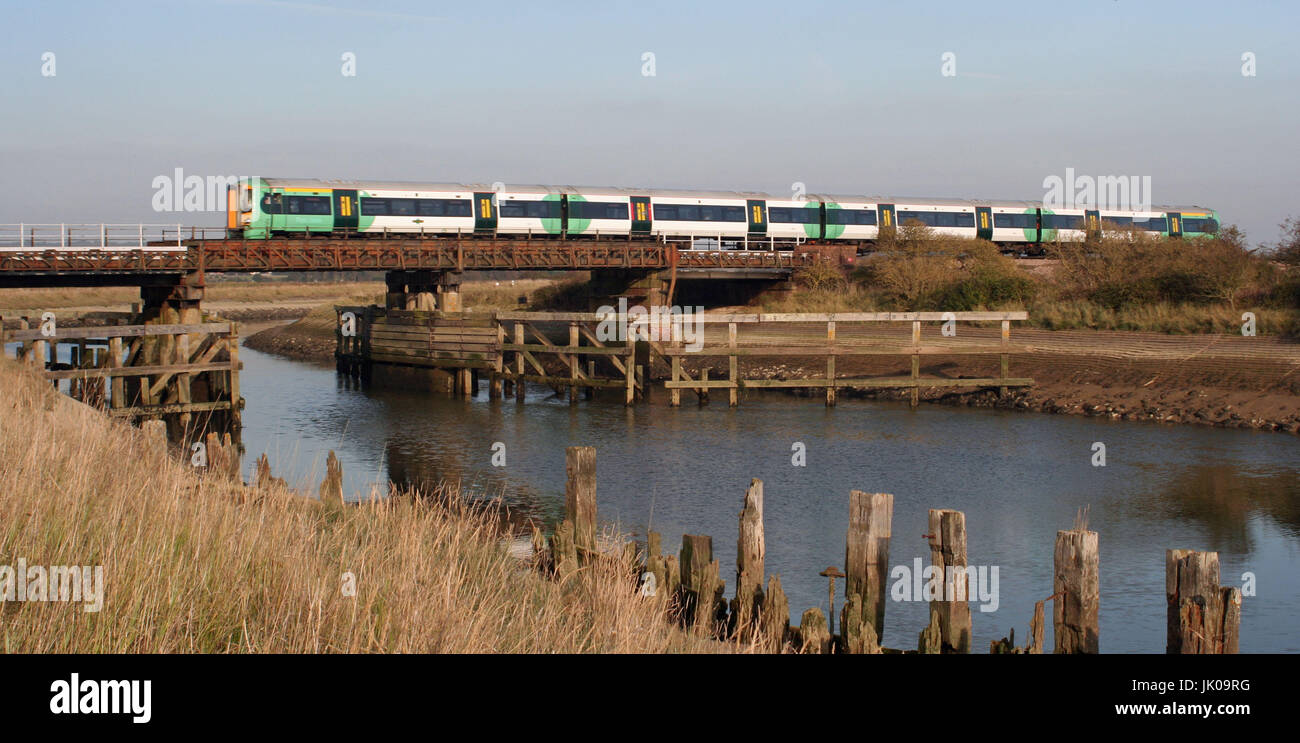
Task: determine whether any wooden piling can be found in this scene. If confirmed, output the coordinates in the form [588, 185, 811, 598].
[826, 320, 836, 406]
[799, 608, 831, 654]
[732, 479, 765, 637]
[564, 446, 597, 557]
[727, 322, 738, 407]
[927, 508, 971, 653]
[319, 450, 344, 507]
[1054, 526, 1100, 653]
[845, 491, 893, 643]
[514, 322, 526, 402]
[679, 534, 720, 631]
[1166, 549, 1241, 654]
[760, 574, 790, 652]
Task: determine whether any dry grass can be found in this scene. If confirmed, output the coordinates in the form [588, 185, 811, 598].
[0, 359, 728, 653]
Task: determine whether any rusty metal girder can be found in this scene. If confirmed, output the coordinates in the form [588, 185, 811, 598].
[0, 238, 819, 275]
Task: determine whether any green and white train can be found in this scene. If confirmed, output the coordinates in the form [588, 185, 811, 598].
[226, 178, 1220, 249]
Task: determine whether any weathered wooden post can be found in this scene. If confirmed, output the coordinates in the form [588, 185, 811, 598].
[760, 574, 790, 652]
[732, 479, 765, 637]
[141, 418, 167, 457]
[799, 608, 830, 654]
[826, 320, 836, 406]
[727, 321, 738, 407]
[1054, 518, 1099, 654]
[679, 534, 720, 632]
[1166, 549, 1241, 654]
[319, 450, 344, 506]
[568, 322, 580, 405]
[927, 508, 971, 653]
[514, 322, 526, 402]
[845, 491, 893, 647]
[565, 446, 597, 559]
[910, 319, 921, 408]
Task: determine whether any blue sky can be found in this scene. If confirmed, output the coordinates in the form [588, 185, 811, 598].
[1, 0, 1297, 242]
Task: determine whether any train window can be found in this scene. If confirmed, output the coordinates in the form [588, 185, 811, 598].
[770, 207, 821, 224]
[260, 193, 284, 214]
[827, 209, 878, 226]
[898, 211, 969, 228]
[654, 205, 679, 220]
[1134, 217, 1166, 231]
[361, 198, 389, 216]
[1045, 214, 1085, 230]
[388, 199, 417, 216]
[994, 213, 1035, 229]
[1101, 216, 1134, 227]
[572, 201, 629, 220]
[286, 196, 331, 215]
[499, 200, 558, 219]
[1181, 218, 1218, 234]
[700, 205, 745, 222]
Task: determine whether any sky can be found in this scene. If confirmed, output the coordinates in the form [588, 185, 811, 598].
[1, 0, 1297, 243]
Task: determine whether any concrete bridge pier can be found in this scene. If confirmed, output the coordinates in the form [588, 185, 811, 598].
[385, 270, 462, 311]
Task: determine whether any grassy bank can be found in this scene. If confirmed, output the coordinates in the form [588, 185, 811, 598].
[0, 359, 724, 653]
[772, 225, 1300, 335]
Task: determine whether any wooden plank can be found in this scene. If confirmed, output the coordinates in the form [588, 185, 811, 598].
[8, 322, 231, 341]
[500, 373, 629, 389]
[500, 344, 627, 356]
[681, 376, 1034, 389]
[108, 400, 233, 417]
[654, 345, 1030, 356]
[43, 361, 237, 380]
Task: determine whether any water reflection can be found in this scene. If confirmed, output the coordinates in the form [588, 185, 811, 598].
[237, 345, 1300, 652]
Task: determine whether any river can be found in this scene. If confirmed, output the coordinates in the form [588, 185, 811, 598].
[235, 343, 1299, 653]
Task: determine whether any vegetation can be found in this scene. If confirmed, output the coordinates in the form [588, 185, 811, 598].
[777, 220, 1300, 335]
[0, 358, 727, 653]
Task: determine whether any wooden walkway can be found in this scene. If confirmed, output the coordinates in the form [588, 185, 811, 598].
[335, 307, 1033, 406]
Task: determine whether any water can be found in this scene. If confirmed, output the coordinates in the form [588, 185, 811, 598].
[230, 345, 1300, 652]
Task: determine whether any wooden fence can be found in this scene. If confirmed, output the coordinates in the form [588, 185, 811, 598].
[335, 307, 1033, 406]
[3, 313, 242, 445]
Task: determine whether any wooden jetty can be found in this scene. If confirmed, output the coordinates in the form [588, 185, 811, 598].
[2, 311, 243, 448]
[335, 307, 1033, 406]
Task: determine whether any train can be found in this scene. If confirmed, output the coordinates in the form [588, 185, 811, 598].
[226, 178, 1220, 250]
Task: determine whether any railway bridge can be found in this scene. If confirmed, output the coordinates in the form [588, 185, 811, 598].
[0, 224, 839, 308]
[0, 224, 842, 450]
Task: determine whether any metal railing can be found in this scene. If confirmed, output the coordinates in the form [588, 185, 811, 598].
[0, 224, 197, 250]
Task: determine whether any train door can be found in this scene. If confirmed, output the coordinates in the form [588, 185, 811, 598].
[747, 199, 767, 238]
[1085, 209, 1101, 239]
[474, 192, 497, 233]
[975, 206, 992, 241]
[631, 196, 651, 236]
[264, 191, 285, 233]
[333, 189, 358, 234]
[877, 203, 896, 240]
[1166, 212, 1182, 237]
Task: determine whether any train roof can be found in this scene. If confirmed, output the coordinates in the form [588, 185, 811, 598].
[257, 180, 1214, 213]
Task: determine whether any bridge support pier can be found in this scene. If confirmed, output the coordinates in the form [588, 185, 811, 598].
[587, 269, 671, 310]
[385, 270, 462, 312]
[132, 272, 242, 453]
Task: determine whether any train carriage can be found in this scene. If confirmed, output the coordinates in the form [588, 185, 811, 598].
[222, 177, 1221, 251]
[815, 195, 881, 241]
